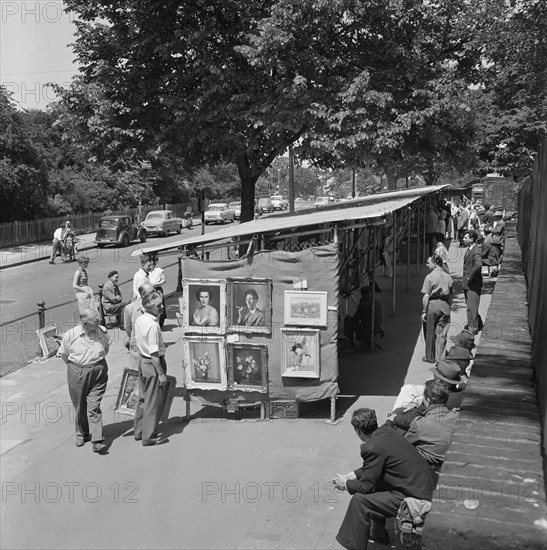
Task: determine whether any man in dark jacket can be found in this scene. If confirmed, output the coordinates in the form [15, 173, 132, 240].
[462, 230, 483, 334]
[334, 408, 436, 550]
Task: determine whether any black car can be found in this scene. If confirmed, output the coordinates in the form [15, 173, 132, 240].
[95, 215, 147, 248]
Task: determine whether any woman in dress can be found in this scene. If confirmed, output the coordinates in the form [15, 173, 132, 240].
[73, 257, 97, 314]
[192, 288, 219, 327]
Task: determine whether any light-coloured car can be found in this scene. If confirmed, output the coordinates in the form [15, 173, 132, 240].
[228, 201, 241, 219]
[270, 195, 288, 210]
[257, 197, 274, 213]
[142, 210, 183, 237]
[314, 196, 331, 207]
[204, 203, 236, 224]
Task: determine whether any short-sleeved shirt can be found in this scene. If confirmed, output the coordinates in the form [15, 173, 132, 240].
[132, 268, 150, 300]
[149, 267, 165, 287]
[134, 312, 165, 358]
[421, 267, 453, 299]
[59, 324, 111, 365]
[53, 227, 63, 240]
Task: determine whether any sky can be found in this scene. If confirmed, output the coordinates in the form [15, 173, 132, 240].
[1, 1, 79, 110]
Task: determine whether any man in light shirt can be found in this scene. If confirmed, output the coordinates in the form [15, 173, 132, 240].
[124, 283, 156, 368]
[132, 255, 154, 300]
[133, 292, 169, 446]
[58, 309, 111, 454]
[49, 223, 67, 264]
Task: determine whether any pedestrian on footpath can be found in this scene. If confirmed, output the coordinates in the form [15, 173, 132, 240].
[124, 283, 155, 369]
[149, 255, 167, 328]
[425, 205, 439, 257]
[49, 223, 66, 264]
[132, 255, 154, 300]
[133, 291, 169, 446]
[462, 230, 483, 334]
[421, 255, 453, 363]
[58, 308, 111, 454]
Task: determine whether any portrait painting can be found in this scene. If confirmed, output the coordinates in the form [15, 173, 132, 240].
[281, 328, 321, 378]
[226, 277, 272, 334]
[181, 278, 226, 334]
[283, 291, 328, 327]
[115, 369, 177, 420]
[227, 343, 268, 393]
[182, 336, 227, 390]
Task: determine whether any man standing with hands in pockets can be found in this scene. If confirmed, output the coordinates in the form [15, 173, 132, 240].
[134, 291, 169, 446]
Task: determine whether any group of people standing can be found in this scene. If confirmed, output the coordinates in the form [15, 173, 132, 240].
[49, 221, 77, 264]
[61, 252, 170, 453]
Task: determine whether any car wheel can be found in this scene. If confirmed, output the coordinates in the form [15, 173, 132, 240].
[97, 243, 105, 249]
[177, 225, 182, 234]
[120, 234, 130, 247]
[139, 231, 147, 243]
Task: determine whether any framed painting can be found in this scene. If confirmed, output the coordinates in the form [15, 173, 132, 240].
[181, 278, 226, 334]
[226, 277, 272, 334]
[283, 291, 328, 327]
[281, 328, 321, 379]
[227, 343, 268, 393]
[115, 369, 177, 420]
[182, 336, 227, 390]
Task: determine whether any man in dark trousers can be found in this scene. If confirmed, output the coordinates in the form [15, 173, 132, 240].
[333, 408, 436, 550]
[462, 229, 483, 334]
[133, 291, 169, 446]
[59, 308, 111, 454]
[421, 255, 453, 363]
[101, 270, 127, 324]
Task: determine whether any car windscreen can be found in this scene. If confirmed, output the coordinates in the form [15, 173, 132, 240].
[229, 203, 240, 208]
[99, 219, 118, 228]
[146, 213, 163, 219]
[208, 206, 225, 211]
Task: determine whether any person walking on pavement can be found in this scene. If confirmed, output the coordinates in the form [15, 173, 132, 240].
[133, 291, 169, 446]
[132, 255, 154, 300]
[421, 255, 453, 363]
[124, 283, 156, 369]
[425, 205, 439, 257]
[462, 229, 483, 334]
[149, 255, 167, 328]
[58, 309, 111, 454]
[49, 223, 67, 264]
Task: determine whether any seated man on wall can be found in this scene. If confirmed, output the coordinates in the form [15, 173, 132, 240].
[101, 270, 128, 325]
[404, 379, 460, 472]
[333, 408, 436, 550]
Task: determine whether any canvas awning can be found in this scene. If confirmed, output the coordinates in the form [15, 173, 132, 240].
[132, 185, 449, 256]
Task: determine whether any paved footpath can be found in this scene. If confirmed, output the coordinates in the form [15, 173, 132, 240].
[0, 242, 493, 549]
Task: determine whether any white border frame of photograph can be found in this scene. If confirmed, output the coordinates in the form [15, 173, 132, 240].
[182, 336, 227, 390]
[226, 343, 268, 393]
[283, 291, 328, 327]
[226, 277, 273, 334]
[280, 327, 321, 379]
[181, 278, 226, 335]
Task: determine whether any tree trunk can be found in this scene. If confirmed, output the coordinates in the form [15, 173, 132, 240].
[236, 154, 262, 223]
[385, 167, 399, 191]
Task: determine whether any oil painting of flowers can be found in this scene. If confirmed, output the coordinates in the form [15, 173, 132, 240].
[227, 344, 268, 392]
[182, 337, 227, 390]
[281, 328, 320, 378]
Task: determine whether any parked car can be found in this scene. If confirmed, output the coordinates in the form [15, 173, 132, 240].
[257, 197, 274, 213]
[314, 196, 331, 207]
[142, 210, 184, 237]
[95, 215, 147, 248]
[270, 195, 288, 210]
[228, 201, 241, 220]
[204, 203, 236, 225]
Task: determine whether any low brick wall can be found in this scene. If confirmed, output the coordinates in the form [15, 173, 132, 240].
[422, 238, 547, 549]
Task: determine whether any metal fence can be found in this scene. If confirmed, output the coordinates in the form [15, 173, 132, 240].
[0, 202, 195, 248]
[517, 136, 547, 455]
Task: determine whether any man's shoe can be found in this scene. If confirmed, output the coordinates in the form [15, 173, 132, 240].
[48, 261, 55, 264]
[421, 356, 436, 364]
[76, 435, 91, 447]
[142, 437, 169, 447]
[92, 441, 108, 454]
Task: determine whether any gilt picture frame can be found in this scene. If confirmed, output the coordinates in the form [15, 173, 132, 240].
[283, 291, 328, 327]
[182, 336, 227, 390]
[181, 278, 226, 335]
[227, 343, 268, 393]
[226, 277, 272, 334]
[280, 328, 321, 378]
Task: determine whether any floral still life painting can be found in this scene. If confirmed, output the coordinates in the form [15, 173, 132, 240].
[227, 344, 268, 392]
[182, 337, 227, 390]
[281, 328, 320, 378]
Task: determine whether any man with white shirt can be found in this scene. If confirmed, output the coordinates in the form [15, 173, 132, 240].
[132, 255, 154, 300]
[133, 291, 169, 446]
[124, 283, 155, 368]
[49, 223, 67, 264]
